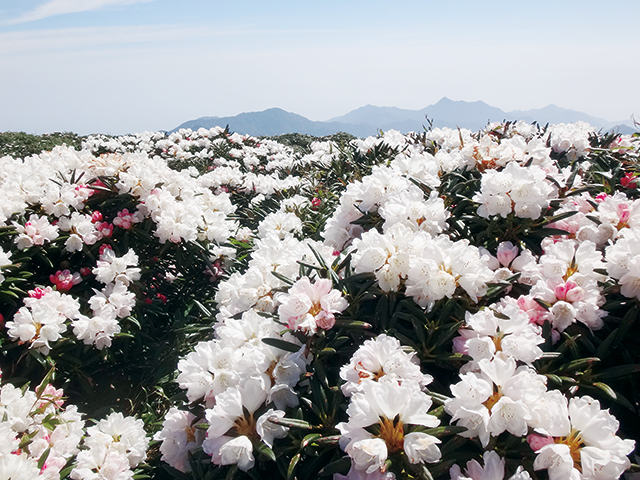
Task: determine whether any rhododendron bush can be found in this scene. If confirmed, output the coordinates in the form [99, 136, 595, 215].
[0, 121, 639, 479]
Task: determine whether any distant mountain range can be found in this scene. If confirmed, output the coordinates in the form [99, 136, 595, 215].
[172, 97, 637, 137]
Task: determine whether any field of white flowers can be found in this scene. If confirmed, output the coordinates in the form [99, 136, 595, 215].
[0, 121, 638, 480]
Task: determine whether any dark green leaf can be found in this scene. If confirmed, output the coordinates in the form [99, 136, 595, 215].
[261, 337, 302, 353]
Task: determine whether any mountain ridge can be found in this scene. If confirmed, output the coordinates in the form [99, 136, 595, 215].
[172, 98, 637, 137]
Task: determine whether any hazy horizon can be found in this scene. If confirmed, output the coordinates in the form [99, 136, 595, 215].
[1, 0, 639, 135]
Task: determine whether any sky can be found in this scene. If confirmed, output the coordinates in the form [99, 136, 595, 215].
[0, 0, 639, 135]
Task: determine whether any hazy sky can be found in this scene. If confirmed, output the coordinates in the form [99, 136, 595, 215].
[1, 0, 638, 135]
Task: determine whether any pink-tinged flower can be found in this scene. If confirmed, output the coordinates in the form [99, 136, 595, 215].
[277, 277, 348, 334]
[80, 267, 92, 277]
[29, 286, 53, 299]
[340, 334, 432, 397]
[37, 384, 65, 409]
[113, 208, 142, 230]
[595, 192, 608, 203]
[49, 269, 82, 292]
[311, 197, 322, 208]
[99, 244, 112, 256]
[13, 214, 59, 250]
[620, 172, 637, 189]
[553, 281, 584, 303]
[95, 221, 113, 238]
[517, 295, 547, 324]
[496, 241, 519, 267]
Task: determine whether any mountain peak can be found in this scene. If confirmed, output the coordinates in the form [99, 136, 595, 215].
[173, 101, 631, 137]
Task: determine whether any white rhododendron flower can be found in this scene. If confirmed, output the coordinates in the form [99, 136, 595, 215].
[154, 408, 203, 473]
[453, 298, 544, 367]
[83, 412, 149, 468]
[340, 334, 432, 397]
[337, 378, 441, 475]
[445, 355, 547, 447]
[203, 377, 287, 471]
[277, 276, 348, 334]
[404, 234, 494, 311]
[13, 213, 59, 250]
[605, 226, 640, 300]
[0, 246, 12, 283]
[473, 161, 556, 219]
[531, 396, 635, 480]
[450, 450, 531, 480]
[93, 247, 141, 286]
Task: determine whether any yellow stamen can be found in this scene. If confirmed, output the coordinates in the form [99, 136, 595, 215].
[555, 429, 584, 472]
[378, 417, 404, 453]
[483, 386, 503, 413]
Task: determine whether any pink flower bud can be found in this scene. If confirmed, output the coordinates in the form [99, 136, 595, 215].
[452, 336, 469, 354]
[496, 241, 518, 267]
[617, 204, 631, 223]
[99, 244, 112, 256]
[316, 311, 335, 330]
[527, 433, 554, 452]
[554, 280, 576, 301]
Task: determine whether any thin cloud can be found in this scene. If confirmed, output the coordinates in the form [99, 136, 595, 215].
[6, 0, 154, 25]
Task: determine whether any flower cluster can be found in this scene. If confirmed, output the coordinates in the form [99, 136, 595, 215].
[0, 366, 149, 480]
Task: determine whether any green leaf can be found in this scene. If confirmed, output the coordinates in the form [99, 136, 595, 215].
[422, 425, 468, 437]
[266, 416, 314, 430]
[37, 447, 51, 470]
[333, 319, 372, 329]
[317, 347, 337, 357]
[261, 337, 302, 353]
[270, 271, 295, 286]
[300, 433, 324, 447]
[287, 453, 301, 480]
[318, 456, 351, 476]
[192, 299, 212, 317]
[254, 441, 276, 462]
[415, 464, 435, 480]
[592, 382, 617, 400]
[544, 373, 563, 386]
[533, 298, 552, 311]
[593, 364, 640, 380]
[311, 435, 340, 446]
[556, 357, 600, 373]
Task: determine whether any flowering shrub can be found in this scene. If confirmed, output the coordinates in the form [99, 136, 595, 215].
[1, 120, 639, 479]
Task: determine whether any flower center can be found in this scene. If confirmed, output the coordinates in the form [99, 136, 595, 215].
[233, 413, 257, 439]
[483, 386, 503, 413]
[185, 426, 196, 443]
[492, 333, 504, 352]
[309, 302, 322, 317]
[555, 429, 584, 472]
[378, 416, 404, 453]
[563, 260, 578, 281]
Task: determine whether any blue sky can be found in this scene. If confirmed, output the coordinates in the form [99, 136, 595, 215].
[1, 0, 639, 135]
